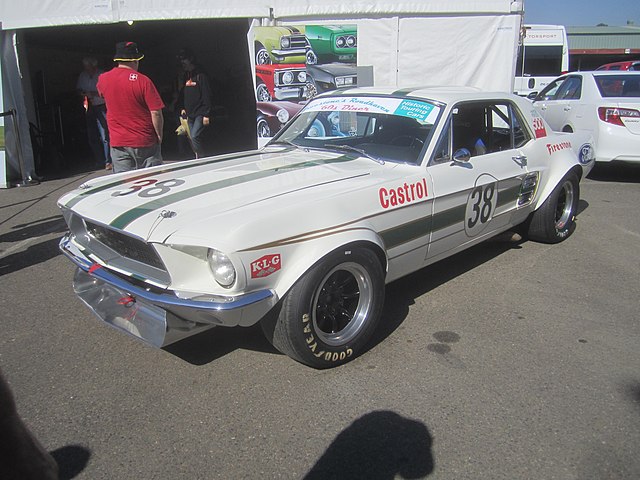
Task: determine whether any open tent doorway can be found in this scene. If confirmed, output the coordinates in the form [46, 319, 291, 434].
[22, 18, 256, 176]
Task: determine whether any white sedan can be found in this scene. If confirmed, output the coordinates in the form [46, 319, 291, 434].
[58, 87, 594, 368]
[532, 71, 640, 164]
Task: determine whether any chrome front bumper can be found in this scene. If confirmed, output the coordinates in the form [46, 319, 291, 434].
[273, 86, 306, 101]
[60, 235, 278, 348]
[270, 48, 308, 58]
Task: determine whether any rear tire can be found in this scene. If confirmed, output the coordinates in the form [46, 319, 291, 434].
[261, 247, 384, 368]
[528, 172, 580, 243]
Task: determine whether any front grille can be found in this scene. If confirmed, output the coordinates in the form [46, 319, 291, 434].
[288, 35, 308, 49]
[85, 221, 165, 270]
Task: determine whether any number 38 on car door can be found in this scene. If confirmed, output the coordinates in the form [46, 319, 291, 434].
[465, 174, 498, 237]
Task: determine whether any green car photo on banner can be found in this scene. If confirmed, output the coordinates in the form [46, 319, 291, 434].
[253, 24, 357, 143]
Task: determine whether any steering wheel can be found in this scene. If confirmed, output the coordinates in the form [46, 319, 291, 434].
[390, 135, 424, 149]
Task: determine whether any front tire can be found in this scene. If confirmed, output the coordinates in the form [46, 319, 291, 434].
[306, 49, 318, 65]
[256, 80, 272, 102]
[261, 247, 385, 368]
[528, 172, 580, 243]
[257, 115, 271, 137]
[255, 43, 271, 65]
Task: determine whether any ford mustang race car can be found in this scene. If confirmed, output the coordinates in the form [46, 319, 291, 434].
[58, 87, 595, 368]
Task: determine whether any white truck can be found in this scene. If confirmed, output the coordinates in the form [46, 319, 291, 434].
[514, 24, 570, 97]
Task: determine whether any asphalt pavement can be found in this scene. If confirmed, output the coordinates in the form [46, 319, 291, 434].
[1, 163, 639, 479]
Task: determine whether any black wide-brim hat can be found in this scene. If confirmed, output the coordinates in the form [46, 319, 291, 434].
[113, 41, 144, 61]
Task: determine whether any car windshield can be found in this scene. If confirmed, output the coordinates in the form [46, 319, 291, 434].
[270, 96, 442, 165]
[595, 74, 640, 97]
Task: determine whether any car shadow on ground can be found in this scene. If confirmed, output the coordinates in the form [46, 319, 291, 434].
[577, 199, 590, 216]
[587, 162, 640, 183]
[167, 237, 525, 367]
[304, 410, 434, 480]
[0, 237, 63, 277]
[164, 322, 281, 366]
[368, 238, 524, 353]
[167, 236, 528, 366]
[0, 215, 67, 243]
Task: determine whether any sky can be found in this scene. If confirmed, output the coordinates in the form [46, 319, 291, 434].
[523, 0, 640, 27]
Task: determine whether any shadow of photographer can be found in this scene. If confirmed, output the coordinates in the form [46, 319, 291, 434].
[304, 410, 434, 480]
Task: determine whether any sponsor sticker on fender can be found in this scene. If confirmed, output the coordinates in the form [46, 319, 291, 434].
[546, 141, 572, 155]
[379, 178, 428, 209]
[251, 254, 281, 279]
[531, 110, 547, 138]
[579, 143, 595, 165]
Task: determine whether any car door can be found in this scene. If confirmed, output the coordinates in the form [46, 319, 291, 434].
[425, 100, 534, 263]
[534, 75, 583, 131]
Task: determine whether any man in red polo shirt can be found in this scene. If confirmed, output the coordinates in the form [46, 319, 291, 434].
[97, 41, 164, 173]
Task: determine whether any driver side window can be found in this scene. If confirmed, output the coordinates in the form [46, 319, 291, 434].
[536, 77, 566, 101]
[430, 101, 532, 164]
[555, 76, 582, 100]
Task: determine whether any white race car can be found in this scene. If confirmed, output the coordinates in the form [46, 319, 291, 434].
[58, 87, 595, 368]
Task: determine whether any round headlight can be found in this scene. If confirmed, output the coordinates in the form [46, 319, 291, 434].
[276, 109, 290, 124]
[280, 37, 291, 49]
[298, 71, 307, 83]
[282, 71, 294, 84]
[346, 35, 356, 47]
[336, 36, 346, 48]
[207, 249, 236, 288]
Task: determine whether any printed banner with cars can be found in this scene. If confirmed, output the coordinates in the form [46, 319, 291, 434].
[253, 25, 357, 143]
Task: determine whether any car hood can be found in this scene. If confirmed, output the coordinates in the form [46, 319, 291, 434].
[59, 146, 398, 249]
[309, 63, 358, 76]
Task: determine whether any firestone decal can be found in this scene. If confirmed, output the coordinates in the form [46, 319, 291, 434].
[547, 141, 572, 155]
[251, 254, 281, 278]
[379, 178, 428, 209]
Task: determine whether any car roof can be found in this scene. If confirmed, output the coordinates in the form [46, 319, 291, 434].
[562, 71, 640, 77]
[596, 61, 640, 70]
[335, 86, 521, 104]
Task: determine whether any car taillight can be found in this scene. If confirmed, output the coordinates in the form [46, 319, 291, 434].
[598, 107, 640, 126]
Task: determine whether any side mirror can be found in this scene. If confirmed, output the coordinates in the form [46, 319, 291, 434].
[453, 148, 471, 163]
[527, 91, 539, 101]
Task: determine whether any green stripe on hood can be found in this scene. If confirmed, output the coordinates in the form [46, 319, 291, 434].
[64, 150, 265, 209]
[109, 155, 353, 230]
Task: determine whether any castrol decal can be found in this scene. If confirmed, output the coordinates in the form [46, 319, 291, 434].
[379, 178, 428, 209]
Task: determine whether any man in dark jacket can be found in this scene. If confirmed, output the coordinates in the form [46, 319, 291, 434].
[177, 48, 213, 158]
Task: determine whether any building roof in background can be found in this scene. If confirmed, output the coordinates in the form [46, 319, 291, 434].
[568, 25, 640, 53]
